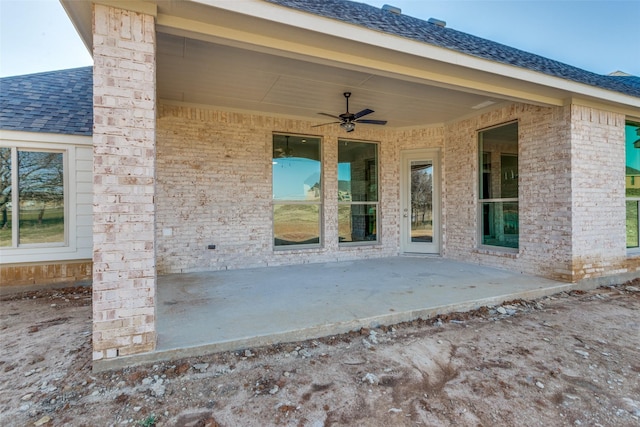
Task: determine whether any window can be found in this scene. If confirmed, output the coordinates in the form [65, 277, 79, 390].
[626, 121, 640, 249]
[338, 140, 378, 244]
[1, 147, 66, 247]
[272, 134, 322, 247]
[478, 122, 519, 249]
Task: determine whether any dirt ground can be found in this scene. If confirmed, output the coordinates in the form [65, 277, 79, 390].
[1, 279, 639, 427]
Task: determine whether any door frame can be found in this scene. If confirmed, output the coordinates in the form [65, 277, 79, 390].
[400, 148, 441, 254]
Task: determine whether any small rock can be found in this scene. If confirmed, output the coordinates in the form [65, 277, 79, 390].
[91, 390, 100, 396]
[299, 349, 312, 358]
[19, 404, 30, 412]
[362, 373, 379, 385]
[133, 407, 142, 412]
[574, 350, 589, 358]
[362, 339, 373, 350]
[21, 394, 33, 401]
[193, 363, 209, 373]
[535, 381, 545, 389]
[269, 385, 279, 395]
[34, 416, 51, 426]
[626, 286, 639, 292]
[388, 408, 402, 413]
[368, 331, 378, 344]
[150, 383, 166, 397]
[496, 307, 507, 315]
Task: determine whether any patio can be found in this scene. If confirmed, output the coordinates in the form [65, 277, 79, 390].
[97, 256, 580, 370]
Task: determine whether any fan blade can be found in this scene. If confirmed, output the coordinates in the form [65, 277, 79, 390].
[355, 119, 387, 125]
[353, 108, 374, 119]
[311, 121, 340, 128]
[318, 112, 342, 120]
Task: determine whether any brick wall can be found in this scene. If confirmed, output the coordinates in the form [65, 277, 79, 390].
[442, 103, 634, 281]
[154, 101, 633, 282]
[155, 104, 446, 273]
[569, 105, 629, 280]
[0, 260, 92, 288]
[92, 4, 156, 360]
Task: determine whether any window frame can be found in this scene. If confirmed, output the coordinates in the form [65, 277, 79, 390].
[477, 121, 519, 252]
[337, 139, 380, 246]
[1, 145, 69, 249]
[271, 133, 323, 250]
[0, 131, 90, 262]
[625, 120, 640, 253]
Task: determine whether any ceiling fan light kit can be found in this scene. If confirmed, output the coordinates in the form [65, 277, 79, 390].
[313, 92, 387, 133]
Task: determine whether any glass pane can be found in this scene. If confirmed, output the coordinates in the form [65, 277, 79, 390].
[338, 141, 377, 202]
[626, 122, 640, 198]
[479, 123, 518, 249]
[479, 123, 518, 199]
[0, 147, 11, 247]
[18, 151, 64, 244]
[273, 135, 321, 201]
[274, 204, 320, 246]
[338, 204, 377, 243]
[500, 154, 518, 198]
[481, 201, 519, 248]
[411, 161, 433, 243]
[627, 200, 639, 248]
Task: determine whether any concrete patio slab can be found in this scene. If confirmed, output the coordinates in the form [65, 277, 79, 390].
[98, 256, 584, 370]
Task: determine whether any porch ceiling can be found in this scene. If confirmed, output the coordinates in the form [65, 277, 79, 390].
[157, 32, 503, 128]
[63, 0, 639, 124]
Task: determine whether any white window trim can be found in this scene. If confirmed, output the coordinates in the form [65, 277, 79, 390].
[0, 130, 92, 263]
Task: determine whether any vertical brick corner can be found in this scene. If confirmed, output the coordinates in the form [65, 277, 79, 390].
[92, 4, 157, 361]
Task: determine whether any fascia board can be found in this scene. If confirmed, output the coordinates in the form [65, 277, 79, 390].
[0, 130, 93, 146]
[186, 0, 640, 110]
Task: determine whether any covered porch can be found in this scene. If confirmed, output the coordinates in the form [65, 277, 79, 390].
[96, 256, 578, 370]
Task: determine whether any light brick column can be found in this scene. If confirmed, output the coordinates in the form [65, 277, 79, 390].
[92, 4, 157, 360]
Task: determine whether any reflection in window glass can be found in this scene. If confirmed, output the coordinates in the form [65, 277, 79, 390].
[272, 135, 322, 247]
[0, 148, 11, 247]
[479, 123, 519, 249]
[411, 161, 433, 243]
[0, 148, 65, 247]
[18, 151, 65, 244]
[338, 141, 378, 243]
[626, 121, 640, 248]
[273, 204, 320, 246]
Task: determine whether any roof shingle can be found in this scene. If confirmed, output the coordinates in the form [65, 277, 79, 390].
[0, 67, 93, 136]
[265, 0, 640, 98]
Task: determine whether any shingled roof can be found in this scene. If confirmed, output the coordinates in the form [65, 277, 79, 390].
[0, 67, 93, 136]
[264, 0, 640, 98]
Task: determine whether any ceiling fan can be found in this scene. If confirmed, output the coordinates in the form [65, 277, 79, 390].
[274, 135, 293, 158]
[312, 92, 387, 132]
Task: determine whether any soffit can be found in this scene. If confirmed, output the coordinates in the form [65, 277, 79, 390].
[157, 33, 505, 127]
